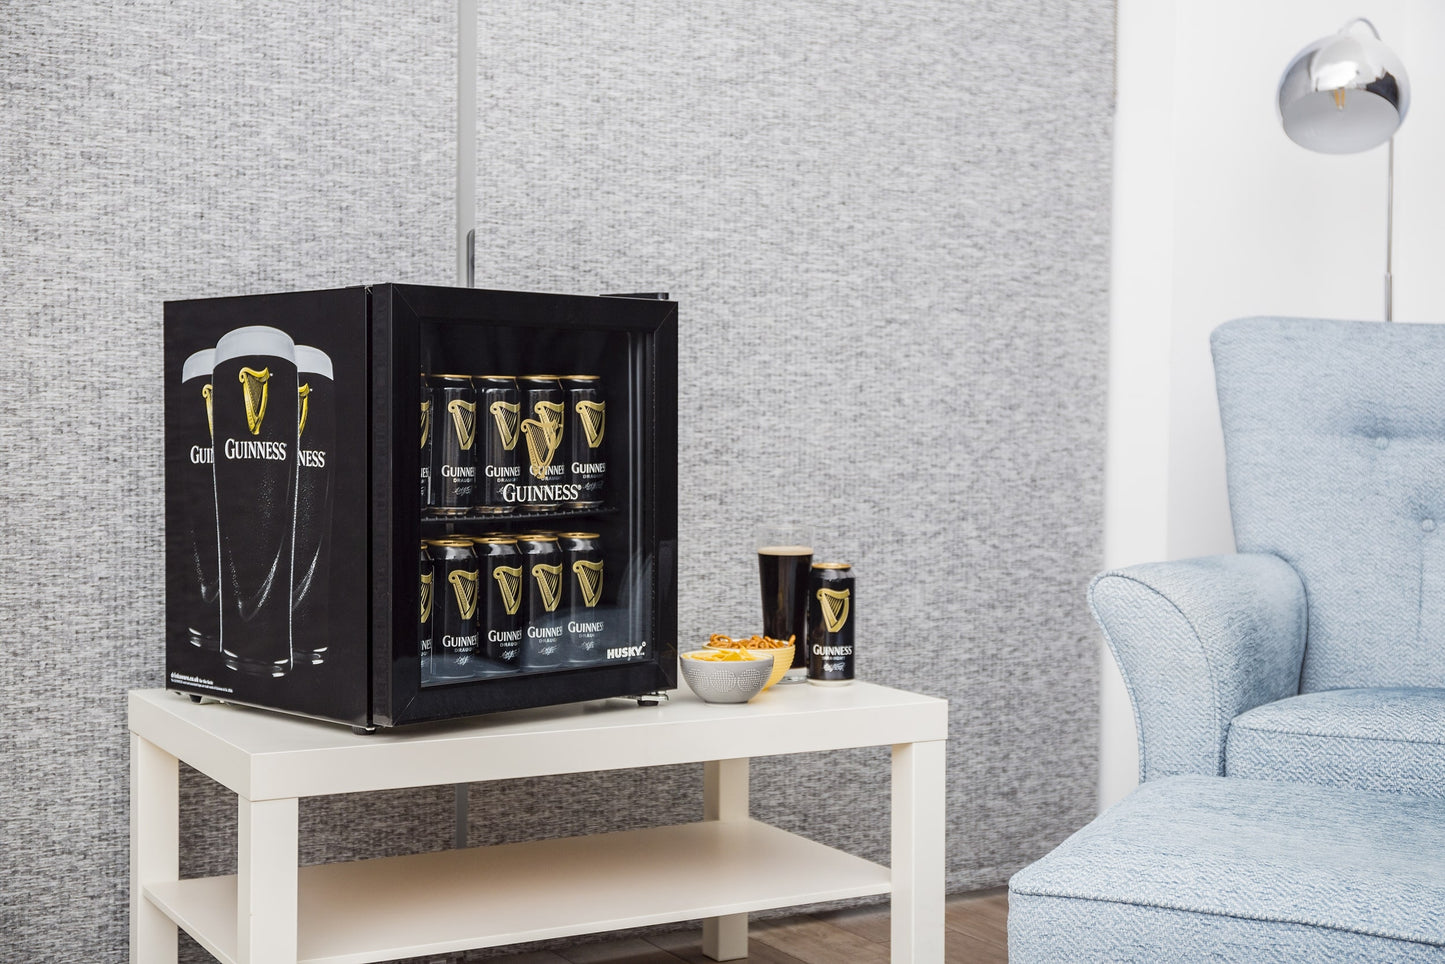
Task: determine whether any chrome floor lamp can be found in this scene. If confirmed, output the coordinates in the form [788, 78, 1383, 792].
[1278, 19, 1410, 321]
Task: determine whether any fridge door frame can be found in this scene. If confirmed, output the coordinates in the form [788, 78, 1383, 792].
[370, 284, 678, 727]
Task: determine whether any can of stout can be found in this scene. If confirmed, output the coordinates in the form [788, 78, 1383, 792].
[473, 375, 521, 513]
[557, 532, 605, 664]
[427, 375, 478, 516]
[426, 538, 480, 679]
[418, 542, 435, 682]
[213, 325, 297, 678]
[419, 373, 432, 508]
[560, 375, 605, 508]
[517, 375, 567, 511]
[517, 533, 566, 669]
[178, 349, 219, 649]
[291, 346, 334, 666]
[806, 563, 855, 685]
[472, 536, 524, 672]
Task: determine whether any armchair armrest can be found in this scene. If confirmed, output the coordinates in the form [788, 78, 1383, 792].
[1089, 554, 1306, 783]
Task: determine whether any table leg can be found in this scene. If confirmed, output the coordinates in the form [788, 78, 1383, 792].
[130, 733, 178, 964]
[237, 795, 299, 964]
[702, 757, 749, 962]
[891, 740, 945, 963]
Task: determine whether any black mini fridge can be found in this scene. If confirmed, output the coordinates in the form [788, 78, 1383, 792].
[163, 284, 677, 728]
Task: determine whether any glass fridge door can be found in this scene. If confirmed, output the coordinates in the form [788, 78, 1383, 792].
[373, 286, 676, 725]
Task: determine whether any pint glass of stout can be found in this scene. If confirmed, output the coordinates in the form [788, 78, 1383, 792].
[757, 525, 813, 677]
[213, 325, 298, 677]
[291, 346, 334, 666]
[178, 349, 219, 648]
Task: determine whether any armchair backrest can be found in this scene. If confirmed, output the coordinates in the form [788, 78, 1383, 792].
[1212, 316, 1445, 693]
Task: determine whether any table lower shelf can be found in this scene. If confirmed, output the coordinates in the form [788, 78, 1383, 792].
[145, 818, 893, 964]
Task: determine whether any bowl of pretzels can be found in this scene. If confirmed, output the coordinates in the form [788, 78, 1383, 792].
[705, 633, 795, 691]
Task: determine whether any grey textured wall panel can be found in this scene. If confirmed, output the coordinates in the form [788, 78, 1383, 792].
[0, 4, 453, 962]
[0, 1, 1110, 961]
[468, 0, 1112, 900]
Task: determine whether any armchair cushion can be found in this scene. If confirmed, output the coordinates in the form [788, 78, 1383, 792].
[1226, 687, 1445, 799]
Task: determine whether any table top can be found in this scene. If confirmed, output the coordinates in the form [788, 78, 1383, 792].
[129, 682, 947, 801]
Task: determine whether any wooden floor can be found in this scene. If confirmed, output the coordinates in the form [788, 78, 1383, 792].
[496, 890, 1009, 963]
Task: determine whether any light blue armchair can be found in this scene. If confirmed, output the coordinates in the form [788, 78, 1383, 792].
[1092, 315, 1445, 799]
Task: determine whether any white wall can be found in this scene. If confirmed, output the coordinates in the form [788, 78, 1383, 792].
[1103, 0, 1445, 808]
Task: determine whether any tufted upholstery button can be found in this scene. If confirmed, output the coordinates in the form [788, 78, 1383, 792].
[1423, 519, 1436, 532]
[1375, 436, 1390, 449]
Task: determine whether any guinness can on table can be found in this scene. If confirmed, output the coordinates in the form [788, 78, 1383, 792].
[471, 536, 524, 673]
[426, 374, 478, 516]
[560, 375, 605, 508]
[426, 538, 480, 680]
[178, 348, 219, 648]
[806, 563, 855, 686]
[517, 375, 567, 511]
[557, 532, 605, 665]
[418, 542, 434, 681]
[517, 533, 566, 670]
[213, 325, 297, 678]
[291, 346, 334, 666]
[473, 375, 521, 513]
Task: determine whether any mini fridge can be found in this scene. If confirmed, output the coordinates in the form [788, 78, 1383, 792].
[163, 284, 678, 729]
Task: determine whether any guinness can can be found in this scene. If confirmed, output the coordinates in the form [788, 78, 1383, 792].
[426, 538, 481, 680]
[517, 375, 567, 511]
[178, 348, 219, 648]
[418, 542, 434, 682]
[806, 563, 855, 686]
[419, 373, 432, 508]
[557, 532, 605, 664]
[426, 374, 478, 516]
[473, 375, 521, 513]
[560, 375, 605, 508]
[291, 346, 334, 666]
[213, 325, 297, 678]
[472, 536, 524, 672]
[517, 533, 566, 670]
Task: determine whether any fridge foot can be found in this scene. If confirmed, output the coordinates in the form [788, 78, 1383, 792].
[633, 691, 670, 707]
[352, 725, 378, 735]
[189, 694, 203, 703]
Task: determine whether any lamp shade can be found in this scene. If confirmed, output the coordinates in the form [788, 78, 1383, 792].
[1278, 20, 1408, 154]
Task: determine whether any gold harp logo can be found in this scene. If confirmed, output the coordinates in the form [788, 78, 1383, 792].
[535, 400, 565, 446]
[817, 588, 851, 633]
[238, 367, 271, 436]
[419, 400, 432, 449]
[201, 383, 214, 437]
[576, 401, 606, 449]
[298, 383, 312, 438]
[520, 418, 562, 481]
[532, 562, 563, 613]
[448, 569, 480, 620]
[573, 560, 604, 608]
[419, 572, 433, 623]
[493, 565, 523, 616]
[490, 400, 521, 451]
[448, 399, 478, 450]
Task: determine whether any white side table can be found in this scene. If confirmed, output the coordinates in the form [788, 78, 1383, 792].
[129, 681, 947, 964]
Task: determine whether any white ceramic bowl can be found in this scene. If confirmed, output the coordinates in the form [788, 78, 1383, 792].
[678, 651, 772, 704]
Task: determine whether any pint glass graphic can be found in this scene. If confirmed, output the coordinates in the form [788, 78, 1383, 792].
[179, 349, 219, 648]
[291, 346, 334, 666]
[213, 325, 298, 677]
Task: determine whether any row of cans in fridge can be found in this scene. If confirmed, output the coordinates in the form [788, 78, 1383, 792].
[420, 531, 623, 683]
[422, 373, 606, 516]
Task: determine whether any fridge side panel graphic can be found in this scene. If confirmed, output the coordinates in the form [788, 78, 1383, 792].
[164, 289, 371, 727]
